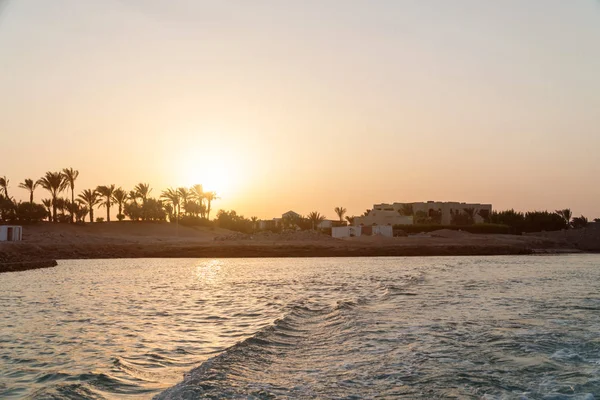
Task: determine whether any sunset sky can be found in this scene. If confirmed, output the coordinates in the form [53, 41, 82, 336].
[1, 0, 599, 219]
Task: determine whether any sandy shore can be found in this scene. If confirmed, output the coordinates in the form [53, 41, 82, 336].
[0, 222, 583, 273]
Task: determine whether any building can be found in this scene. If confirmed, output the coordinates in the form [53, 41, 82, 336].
[354, 208, 414, 226]
[0, 225, 23, 242]
[332, 225, 362, 238]
[332, 224, 393, 238]
[355, 201, 492, 226]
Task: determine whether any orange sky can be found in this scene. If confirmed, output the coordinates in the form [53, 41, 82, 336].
[1, 1, 599, 219]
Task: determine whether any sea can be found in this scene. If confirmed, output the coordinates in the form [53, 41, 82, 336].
[0, 255, 599, 399]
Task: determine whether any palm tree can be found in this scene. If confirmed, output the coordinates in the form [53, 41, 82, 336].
[161, 188, 181, 219]
[555, 208, 572, 229]
[251, 216, 258, 232]
[37, 171, 66, 222]
[76, 205, 89, 223]
[334, 206, 347, 222]
[0, 176, 9, 199]
[307, 211, 326, 230]
[78, 189, 100, 223]
[128, 190, 139, 206]
[571, 215, 588, 229]
[134, 183, 151, 221]
[61, 168, 79, 223]
[54, 197, 67, 220]
[41, 198, 52, 221]
[134, 183, 151, 205]
[19, 178, 39, 203]
[177, 187, 191, 215]
[96, 185, 116, 222]
[345, 215, 355, 225]
[205, 191, 219, 220]
[112, 188, 128, 220]
[190, 184, 205, 217]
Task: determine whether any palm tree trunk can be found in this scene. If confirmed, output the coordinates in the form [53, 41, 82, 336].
[207, 200, 211, 220]
[106, 204, 110, 222]
[90, 207, 94, 223]
[71, 187, 75, 223]
[29, 192, 33, 203]
[52, 196, 57, 222]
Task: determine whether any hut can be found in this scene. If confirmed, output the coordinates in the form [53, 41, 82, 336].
[0, 225, 23, 242]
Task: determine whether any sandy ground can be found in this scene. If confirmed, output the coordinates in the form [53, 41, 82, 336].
[0, 222, 582, 270]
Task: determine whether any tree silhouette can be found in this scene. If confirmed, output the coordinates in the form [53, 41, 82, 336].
[161, 188, 181, 220]
[41, 198, 52, 221]
[77, 189, 100, 223]
[19, 178, 39, 203]
[134, 183, 152, 205]
[37, 171, 66, 222]
[307, 211, 326, 230]
[571, 215, 588, 229]
[112, 188, 128, 220]
[177, 187, 191, 215]
[0, 176, 10, 199]
[334, 206, 347, 222]
[96, 185, 116, 222]
[555, 209, 572, 228]
[61, 168, 79, 223]
[205, 191, 219, 220]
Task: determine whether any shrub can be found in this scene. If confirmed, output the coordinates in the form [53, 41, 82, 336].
[392, 223, 511, 235]
[117, 213, 125, 221]
[96, 217, 104, 222]
[15, 202, 47, 223]
[177, 215, 214, 227]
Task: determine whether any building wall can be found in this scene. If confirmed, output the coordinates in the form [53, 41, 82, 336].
[0, 226, 23, 241]
[372, 225, 393, 237]
[332, 226, 362, 238]
[354, 210, 414, 226]
[387, 202, 492, 225]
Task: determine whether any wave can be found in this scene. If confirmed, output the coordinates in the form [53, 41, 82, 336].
[154, 271, 428, 399]
[154, 300, 362, 399]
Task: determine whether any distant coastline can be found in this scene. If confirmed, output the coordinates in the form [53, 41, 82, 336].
[1, 222, 594, 274]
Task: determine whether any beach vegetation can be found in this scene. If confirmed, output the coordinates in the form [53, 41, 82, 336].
[571, 215, 588, 229]
[334, 207, 347, 222]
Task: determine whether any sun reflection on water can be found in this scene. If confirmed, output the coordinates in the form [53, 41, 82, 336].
[195, 260, 222, 283]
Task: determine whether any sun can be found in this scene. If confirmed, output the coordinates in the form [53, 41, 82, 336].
[177, 150, 241, 196]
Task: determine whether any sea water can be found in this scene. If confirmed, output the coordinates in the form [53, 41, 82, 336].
[0, 255, 599, 399]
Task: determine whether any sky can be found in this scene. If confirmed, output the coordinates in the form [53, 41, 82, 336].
[1, 0, 599, 219]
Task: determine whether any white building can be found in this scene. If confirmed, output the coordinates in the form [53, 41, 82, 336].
[360, 201, 492, 225]
[0, 225, 23, 242]
[332, 224, 393, 238]
[332, 225, 362, 238]
[354, 208, 414, 227]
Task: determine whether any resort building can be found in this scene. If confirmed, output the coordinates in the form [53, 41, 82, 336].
[355, 201, 492, 226]
[353, 209, 413, 227]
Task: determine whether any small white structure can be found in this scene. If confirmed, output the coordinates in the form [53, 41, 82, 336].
[0, 225, 23, 242]
[332, 226, 362, 238]
[332, 225, 394, 238]
[372, 225, 393, 237]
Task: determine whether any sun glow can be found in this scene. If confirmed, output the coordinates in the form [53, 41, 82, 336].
[176, 146, 244, 197]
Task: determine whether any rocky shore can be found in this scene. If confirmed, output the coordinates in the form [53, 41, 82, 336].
[0, 259, 58, 273]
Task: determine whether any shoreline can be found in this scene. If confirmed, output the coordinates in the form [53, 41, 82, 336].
[0, 242, 585, 274]
[1, 222, 594, 274]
